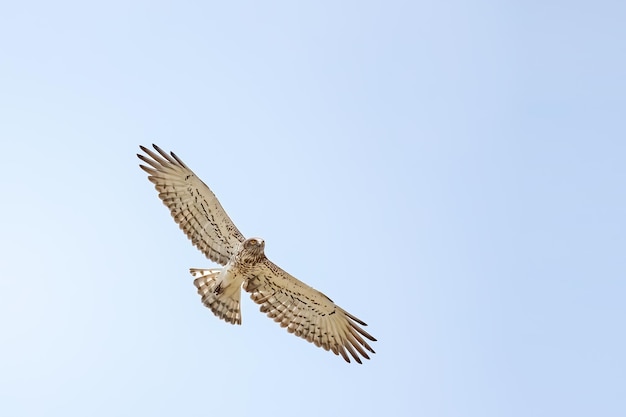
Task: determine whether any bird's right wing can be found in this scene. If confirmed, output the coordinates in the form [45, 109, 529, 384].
[138, 144, 245, 265]
[244, 259, 376, 364]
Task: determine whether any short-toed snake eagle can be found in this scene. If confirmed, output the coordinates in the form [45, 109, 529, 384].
[138, 144, 376, 363]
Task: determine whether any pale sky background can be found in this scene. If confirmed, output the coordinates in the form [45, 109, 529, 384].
[1, 1, 624, 416]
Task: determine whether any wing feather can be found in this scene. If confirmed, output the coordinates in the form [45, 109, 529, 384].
[138, 144, 245, 265]
[244, 259, 377, 364]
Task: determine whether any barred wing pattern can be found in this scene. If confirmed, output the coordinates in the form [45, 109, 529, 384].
[244, 259, 376, 364]
[138, 144, 376, 363]
[138, 145, 245, 265]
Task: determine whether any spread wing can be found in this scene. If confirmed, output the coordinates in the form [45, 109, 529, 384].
[138, 144, 245, 265]
[243, 259, 376, 364]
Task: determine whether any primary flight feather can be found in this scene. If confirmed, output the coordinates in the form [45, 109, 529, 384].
[138, 144, 376, 363]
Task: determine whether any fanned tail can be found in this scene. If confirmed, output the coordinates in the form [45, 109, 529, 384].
[190, 268, 242, 325]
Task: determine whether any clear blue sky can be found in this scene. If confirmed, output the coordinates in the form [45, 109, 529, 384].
[1, 1, 624, 416]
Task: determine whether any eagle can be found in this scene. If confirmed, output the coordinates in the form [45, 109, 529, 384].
[137, 144, 376, 363]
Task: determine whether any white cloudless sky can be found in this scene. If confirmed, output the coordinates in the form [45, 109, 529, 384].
[1, 1, 624, 416]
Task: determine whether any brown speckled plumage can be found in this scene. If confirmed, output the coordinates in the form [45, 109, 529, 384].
[138, 144, 376, 364]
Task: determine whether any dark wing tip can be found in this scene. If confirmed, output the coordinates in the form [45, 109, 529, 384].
[151, 143, 167, 156]
[170, 151, 188, 169]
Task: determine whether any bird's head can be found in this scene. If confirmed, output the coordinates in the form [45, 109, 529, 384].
[240, 237, 266, 264]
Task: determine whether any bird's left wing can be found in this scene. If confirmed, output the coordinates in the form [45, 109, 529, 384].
[138, 144, 245, 265]
[243, 259, 376, 364]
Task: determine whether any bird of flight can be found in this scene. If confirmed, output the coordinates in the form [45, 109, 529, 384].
[137, 144, 376, 363]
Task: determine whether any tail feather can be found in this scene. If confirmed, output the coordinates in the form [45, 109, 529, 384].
[190, 268, 242, 325]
